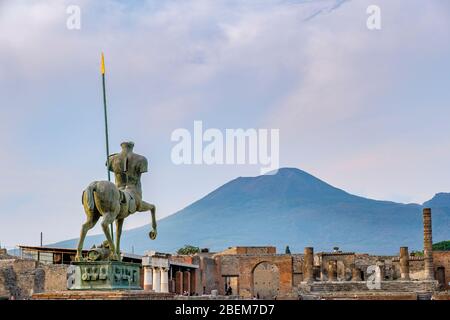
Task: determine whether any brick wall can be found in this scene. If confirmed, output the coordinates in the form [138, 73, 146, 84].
[217, 254, 293, 298]
[433, 251, 450, 289]
[219, 247, 276, 255]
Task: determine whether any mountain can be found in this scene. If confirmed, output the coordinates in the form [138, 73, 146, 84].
[50, 168, 450, 255]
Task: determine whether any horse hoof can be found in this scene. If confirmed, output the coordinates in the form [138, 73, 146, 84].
[149, 230, 157, 240]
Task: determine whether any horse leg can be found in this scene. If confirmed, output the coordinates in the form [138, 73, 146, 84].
[139, 201, 157, 240]
[115, 218, 124, 260]
[75, 213, 100, 261]
[101, 212, 118, 260]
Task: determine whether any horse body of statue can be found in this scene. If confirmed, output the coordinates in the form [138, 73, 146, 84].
[75, 142, 157, 261]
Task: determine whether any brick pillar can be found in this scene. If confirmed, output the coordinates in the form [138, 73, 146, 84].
[183, 271, 191, 295]
[152, 267, 161, 292]
[175, 271, 183, 294]
[160, 268, 169, 293]
[143, 266, 153, 291]
[328, 261, 337, 281]
[303, 247, 314, 282]
[190, 269, 197, 295]
[423, 208, 434, 280]
[399, 247, 410, 280]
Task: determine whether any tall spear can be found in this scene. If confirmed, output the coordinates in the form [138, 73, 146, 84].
[101, 52, 114, 242]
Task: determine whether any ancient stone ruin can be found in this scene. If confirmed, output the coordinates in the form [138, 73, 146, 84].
[1, 208, 449, 300]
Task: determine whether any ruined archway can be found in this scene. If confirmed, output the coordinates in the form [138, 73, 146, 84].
[252, 262, 280, 299]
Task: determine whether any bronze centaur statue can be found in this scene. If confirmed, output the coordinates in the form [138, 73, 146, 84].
[75, 142, 157, 261]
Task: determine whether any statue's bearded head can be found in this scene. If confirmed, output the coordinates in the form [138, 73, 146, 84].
[120, 141, 135, 152]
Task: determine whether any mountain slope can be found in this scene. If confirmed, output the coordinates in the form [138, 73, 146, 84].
[51, 168, 450, 255]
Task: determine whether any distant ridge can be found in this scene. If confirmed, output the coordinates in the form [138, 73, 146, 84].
[50, 168, 450, 255]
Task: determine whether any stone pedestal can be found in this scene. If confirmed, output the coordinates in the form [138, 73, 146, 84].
[68, 261, 141, 290]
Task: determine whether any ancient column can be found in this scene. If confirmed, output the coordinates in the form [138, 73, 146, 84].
[160, 267, 169, 293]
[175, 271, 183, 294]
[190, 270, 197, 295]
[153, 267, 161, 292]
[399, 247, 410, 280]
[423, 208, 434, 280]
[143, 266, 153, 291]
[303, 247, 314, 282]
[183, 270, 191, 295]
[328, 261, 337, 281]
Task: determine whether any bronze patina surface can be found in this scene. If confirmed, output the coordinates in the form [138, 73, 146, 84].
[68, 261, 141, 290]
[69, 142, 157, 291]
[75, 142, 157, 262]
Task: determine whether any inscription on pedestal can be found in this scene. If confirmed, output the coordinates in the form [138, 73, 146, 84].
[69, 261, 141, 290]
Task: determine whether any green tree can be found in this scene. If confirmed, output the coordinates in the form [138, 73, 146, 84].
[411, 250, 424, 257]
[285, 245, 291, 254]
[177, 245, 200, 255]
[411, 240, 450, 256]
[433, 240, 450, 251]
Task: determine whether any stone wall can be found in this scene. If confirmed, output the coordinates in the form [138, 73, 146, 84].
[33, 290, 175, 300]
[405, 257, 425, 280]
[219, 246, 276, 255]
[0, 258, 69, 299]
[0, 268, 8, 298]
[215, 254, 293, 298]
[292, 254, 304, 273]
[41, 264, 69, 292]
[433, 251, 450, 289]
[190, 255, 218, 294]
[292, 254, 304, 286]
[390, 252, 449, 286]
[0, 259, 42, 299]
[318, 253, 355, 281]
[303, 280, 438, 293]
[217, 254, 240, 276]
[432, 292, 450, 300]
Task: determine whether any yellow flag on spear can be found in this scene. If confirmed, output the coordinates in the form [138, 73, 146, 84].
[101, 52, 106, 75]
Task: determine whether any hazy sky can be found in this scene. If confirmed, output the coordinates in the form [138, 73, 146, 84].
[1, 0, 450, 248]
